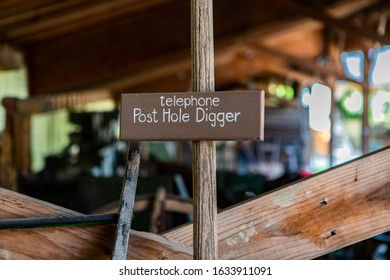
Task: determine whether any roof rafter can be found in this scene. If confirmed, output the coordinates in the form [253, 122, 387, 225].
[2, 0, 179, 44]
[273, 0, 390, 45]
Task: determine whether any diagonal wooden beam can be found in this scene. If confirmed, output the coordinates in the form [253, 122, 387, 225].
[165, 146, 390, 259]
[96, 0, 374, 94]
[273, 0, 390, 45]
[345, 0, 390, 20]
[0, 187, 192, 260]
[1, 146, 390, 259]
[1, 145, 390, 259]
[2, 0, 179, 44]
[0, 0, 94, 28]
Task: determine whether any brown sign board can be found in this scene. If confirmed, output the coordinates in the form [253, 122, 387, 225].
[120, 91, 264, 141]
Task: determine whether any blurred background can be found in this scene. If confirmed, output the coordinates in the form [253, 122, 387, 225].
[0, 0, 389, 259]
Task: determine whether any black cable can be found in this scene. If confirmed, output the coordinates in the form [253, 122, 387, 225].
[0, 213, 118, 230]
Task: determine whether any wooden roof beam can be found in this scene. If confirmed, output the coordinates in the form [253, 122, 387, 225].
[0, 0, 94, 28]
[345, 0, 390, 19]
[246, 42, 355, 83]
[24, 0, 376, 94]
[3, 0, 178, 44]
[272, 0, 390, 45]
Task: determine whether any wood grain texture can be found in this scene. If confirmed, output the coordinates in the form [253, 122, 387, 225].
[165, 146, 390, 259]
[191, 0, 217, 260]
[1, 146, 390, 259]
[112, 141, 142, 260]
[0, 187, 192, 260]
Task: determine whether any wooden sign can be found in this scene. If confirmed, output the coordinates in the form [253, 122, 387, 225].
[120, 90, 264, 141]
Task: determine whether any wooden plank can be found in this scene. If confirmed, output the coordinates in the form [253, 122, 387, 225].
[0, 187, 192, 260]
[120, 91, 264, 141]
[1, 146, 390, 259]
[191, 0, 217, 260]
[165, 146, 390, 259]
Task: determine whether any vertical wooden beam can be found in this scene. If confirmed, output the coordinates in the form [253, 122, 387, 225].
[362, 81, 370, 154]
[0, 98, 18, 191]
[13, 113, 31, 176]
[191, 0, 217, 260]
[362, 49, 370, 154]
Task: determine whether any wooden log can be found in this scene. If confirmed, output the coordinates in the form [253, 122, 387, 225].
[191, 0, 217, 260]
[0, 187, 192, 260]
[165, 146, 390, 259]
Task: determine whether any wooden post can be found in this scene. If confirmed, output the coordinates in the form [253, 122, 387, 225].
[362, 81, 369, 154]
[13, 113, 31, 177]
[362, 49, 370, 154]
[0, 98, 18, 191]
[191, 0, 217, 260]
[111, 141, 142, 260]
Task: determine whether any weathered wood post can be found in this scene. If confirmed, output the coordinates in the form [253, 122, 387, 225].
[119, 0, 263, 261]
[111, 141, 142, 259]
[191, 0, 217, 260]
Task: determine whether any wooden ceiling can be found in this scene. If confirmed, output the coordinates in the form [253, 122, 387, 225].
[0, 0, 389, 96]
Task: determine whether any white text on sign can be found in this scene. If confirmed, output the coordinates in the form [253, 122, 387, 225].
[133, 95, 241, 128]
